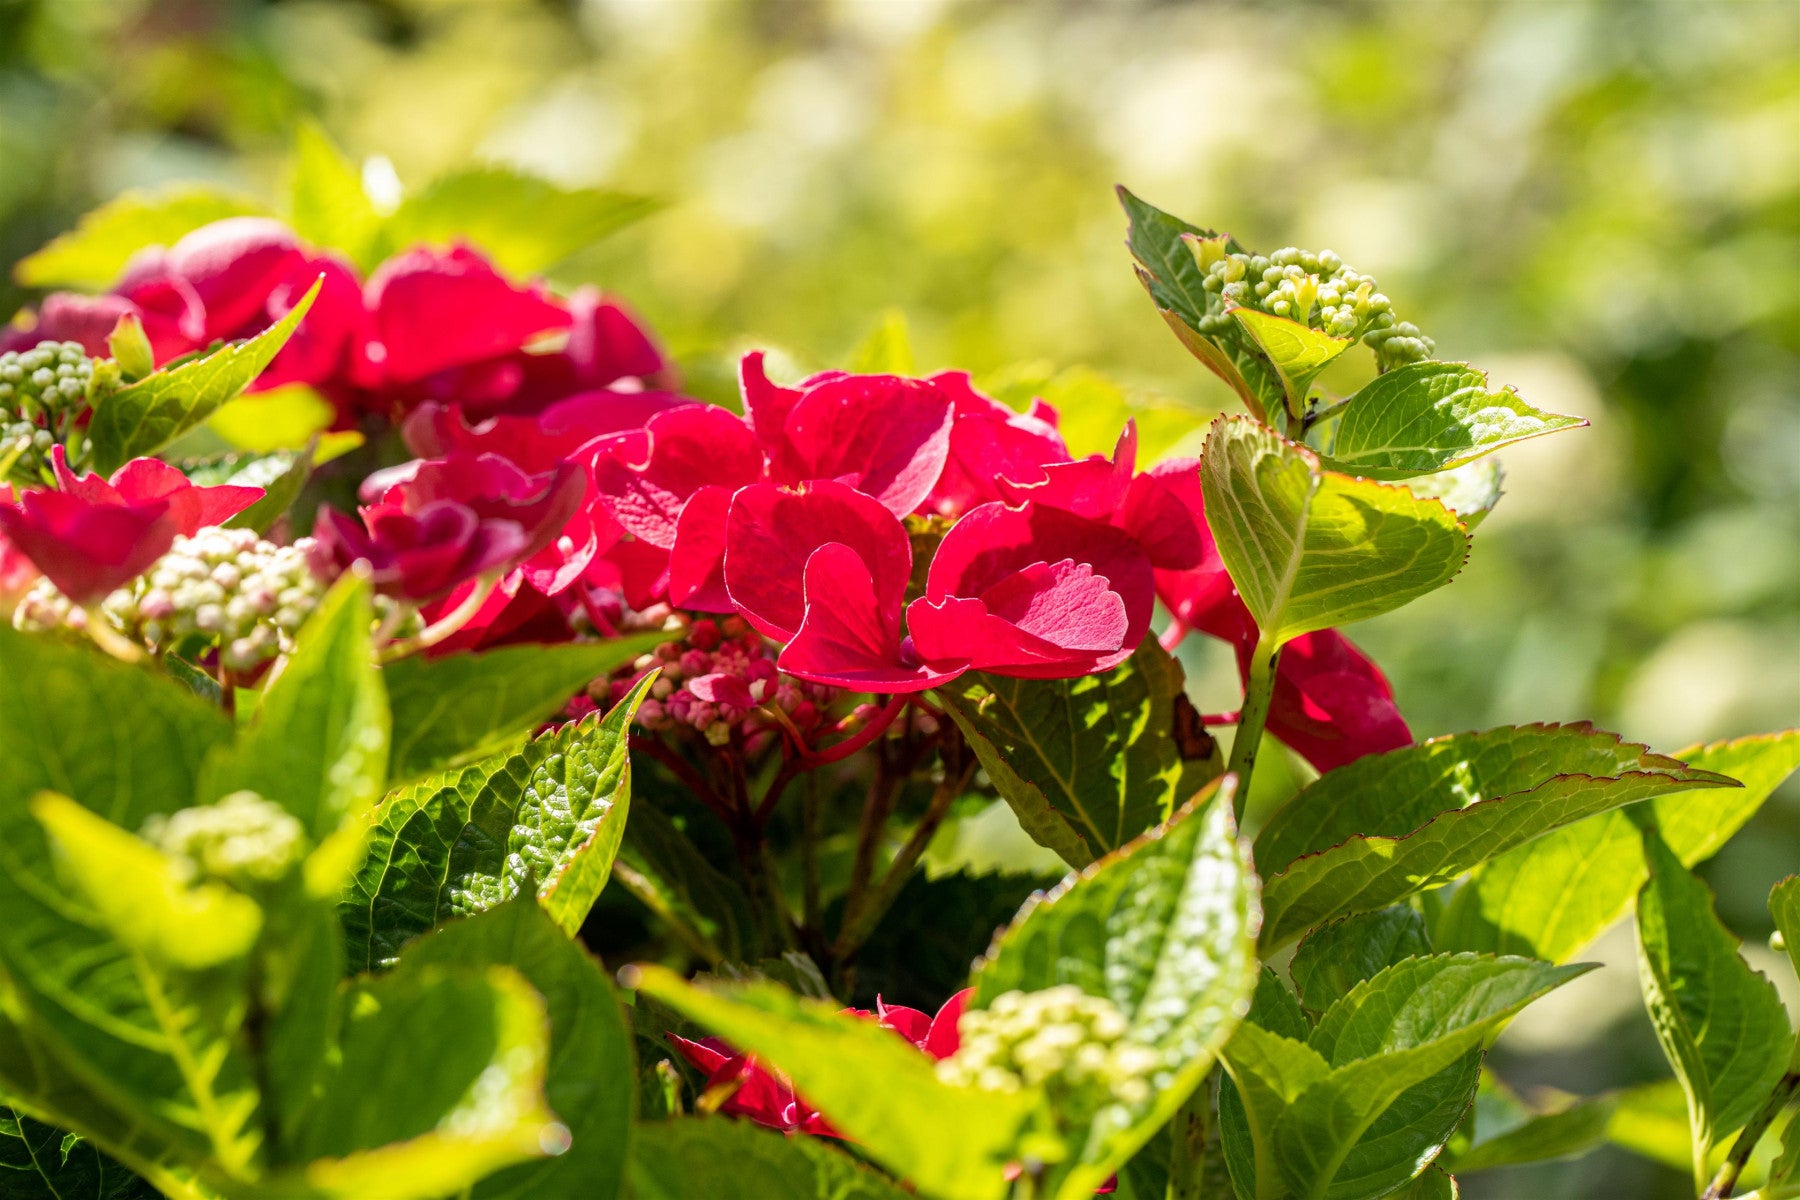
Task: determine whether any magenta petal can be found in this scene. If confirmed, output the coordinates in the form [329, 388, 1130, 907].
[779, 543, 956, 693]
[252, 253, 365, 390]
[106, 457, 263, 535]
[738, 351, 804, 461]
[0, 491, 176, 604]
[780, 374, 955, 516]
[592, 405, 762, 549]
[1, 293, 140, 357]
[1117, 457, 1205, 571]
[980, 559, 1129, 652]
[360, 244, 570, 384]
[162, 217, 307, 342]
[1263, 629, 1412, 772]
[723, 481, 912, 643]
[907, 593, 1122, 680]
[924, 989, 973, 1061]
[667, 486, 734, 611]
[687, 671, 759, 709]
[924, 372, 1071, 517]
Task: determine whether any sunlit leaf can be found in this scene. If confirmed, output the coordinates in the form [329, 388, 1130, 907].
[287, 120, 382, 268]
[846, 310, 916, 375]
[15, 187, 266, 291]
[1228, 307, 1352, 417]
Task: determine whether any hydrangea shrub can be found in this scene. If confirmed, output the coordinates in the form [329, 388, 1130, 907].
[0, 132, 1791, 1200]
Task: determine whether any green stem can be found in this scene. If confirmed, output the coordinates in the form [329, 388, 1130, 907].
[1226, 635, 1280, 816]
[1166, 1073, 1213, 1200]
[1703, 1070, 1799, 1200]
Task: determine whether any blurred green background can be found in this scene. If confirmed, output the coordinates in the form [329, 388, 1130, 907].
[1, 0, 1795, 1193]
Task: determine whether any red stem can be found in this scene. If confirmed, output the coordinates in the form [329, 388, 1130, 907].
[799, 694, 906, 769]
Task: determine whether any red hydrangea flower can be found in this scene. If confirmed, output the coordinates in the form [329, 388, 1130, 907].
[402, 389, 692, 476]
[1152, 463, 1410, 771]
[0, 487, 175, 604]
[50, 448, 263, 536]
[923, 372, 1069, 518]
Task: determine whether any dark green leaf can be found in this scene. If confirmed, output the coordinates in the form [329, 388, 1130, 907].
[848, 869, 1048, 1010]
[343, 682, 648, 970]
[393, 902, 634, 1200]
[1200, 415, 1469, 646]
[380, 168, 661, 276]
[614, 800, 752, 966]
[972, 780, 1260, 1198]
[382, 633, 666, 784]
[216, 447, 314, 533]
[87, 279, 322, 474]
[629, 966, 1039, 1200]
[629, 1117, 908, 1200]
[1289, 907, 1431, 1017]
[0, 1108, 159, 1199]
[1323, 361, 1585, 479]
[1635, 828, 1792, 1184]
[1439, 730, 1800, 962]
[15, 187, 267, 291]
[938, 638, 1220, 868]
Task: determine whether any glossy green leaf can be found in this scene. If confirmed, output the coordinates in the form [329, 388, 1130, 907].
[202, 576, 387, 841]
[1289, 906, 1431, 1017]
[289, 962, 559, 1199]
[1200, 415, 1468, 646]
[847, 310, 916, 374]
[628, 966, 1039, 1200]
[628, 1117, 909, 1200]
[972, 780, 1260, 1198]
[286, 120, 381, 267]
[1323, 362, 1585, 479]
[1635, 828, 1792, 1185]
[87, 279, 322, 475]
[938, 638, 1220, 869]
[14, 187, 266, 290]
[391, 902, 634, 1200]
[1439, 731, 1800, 962]
[1229, 307, 1352, 416]
[343, 680, 647, 970]
[380, 168, 660, 276]
[0, 1108, 159, 1199]
[382, 632, 666, 784]
[1257, 728, 1734, 950]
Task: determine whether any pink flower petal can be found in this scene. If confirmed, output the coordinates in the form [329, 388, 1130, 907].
[1261, 630, 1412, 772]
[778, 374, 955, 516]
[923, 372, 1070, 517]
[592, 404, 763, 549]
[667, 485, 734, 611]
[359, 244, 570, 385]
[160, 217, 306, 342]
[0, 490, 175, 604]
[779, 543, 959, 693]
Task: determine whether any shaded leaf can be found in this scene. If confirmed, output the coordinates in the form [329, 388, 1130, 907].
[88, 279, 322, 474]
[938, 638, 1220, 869]
[614, 799, 752, 966]
[1439, 731, 1800, 962]
[1200, 415, 1468, 646]
[629, 1117, 909, 1200]
[383, 633, 666, 784]
[1636, 828, 1792, 1184]
[1444, 1079, 1614, 1174]
[628, 966, 1039, 1200]
[1289, 906, 1431, 1017]
[0, 1108, 159, 1199]
[15, 187, 266, 291]
[973, 780, 1260, 1198]
[1773, 875, 1800, 984]
[1323, 362, 1585, 479]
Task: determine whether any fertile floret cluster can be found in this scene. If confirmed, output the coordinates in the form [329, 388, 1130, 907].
[936, 986, 1160, 1109]
[145, 790, 308, 889]
[588, 615, 841, 748]
[14, 527, 330, 671]
[1197, 244, 1433, 369]
[0, 342, 95, 483]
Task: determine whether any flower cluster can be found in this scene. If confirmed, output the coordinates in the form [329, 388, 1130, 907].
[1194, 241, 1433, 369]
[144, 791, 308, 890]
[936, 986, 1158, 1110]
[0, 341, 95, 485]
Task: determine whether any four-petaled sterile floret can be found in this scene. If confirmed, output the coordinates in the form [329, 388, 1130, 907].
[145, 790, 308, 888]
[1197, 244, 1434, 371]
[936, 985, 1159, 1109]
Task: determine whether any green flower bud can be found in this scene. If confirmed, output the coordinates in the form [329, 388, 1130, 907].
[145, 791, 308, 889]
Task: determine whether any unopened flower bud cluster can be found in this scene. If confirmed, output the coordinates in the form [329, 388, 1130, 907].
[936, 985, 1160, 1109]
[144, 790, 308, 889]
[1197, 245, 1433, 369]
[587, 614, 839, 748]
[0, 342, 94, 483]
[16, 528, 330, 671]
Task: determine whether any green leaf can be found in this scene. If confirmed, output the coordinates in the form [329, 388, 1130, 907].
[1257, 727, 1735, 950]
[1774, 876, 1800, 984]
[1289, 907, 1431, 1017]
[202, 446, 314, 533]
[382, 633, 666, 785]
[390, 903, 635, 1200]
[1386, 1166, 1457, 1200]
[937, 638, 1221, 869]
[1322, 361, 1586, 479]
[87, 279, 322, 475]
[1222, 954, 1589, 1200]
[613, 799, 752, 966]
[202, 575, 388, 842]
[628, 966, 1039, 1200]
[971, 779, 1260, 1198]
[0, 1107, 159, 1199]
[288, 962, 559, 1199]
[1443, 1079, 1615, 1174]
[14, 187, 266, 290]
[286, 120, 381, 268]
[342, 681, 648, 970]
[1228, 307, 1352, 417]
[1603, 1080, 1693, 1172]
[1401, 459, 1502, 529]
[1199, 415, 1469, 646]
[1439, 730, 1800, 962]
[847, 310, 917, 374]
[1635, 828, 1792, 1186]
[380, 168, 660, 276]
[628, 1117, 909, 1200]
